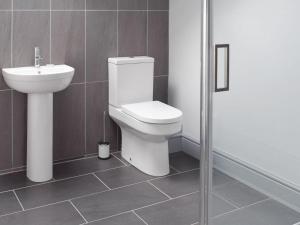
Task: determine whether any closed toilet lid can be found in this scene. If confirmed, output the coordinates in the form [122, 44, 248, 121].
[121, 101, 182, 124]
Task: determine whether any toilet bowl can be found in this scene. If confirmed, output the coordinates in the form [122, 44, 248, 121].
[108, 57, 183, 176]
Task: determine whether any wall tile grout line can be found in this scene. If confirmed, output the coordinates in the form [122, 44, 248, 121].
[49, 0, 52, 64]
[10, 0, 14, 169]
[154, 74, 168, 77]
[69, 200, 88, 224]
[84, 0, 87, 155]
[0, 89, 13, 92]
[11, 91, 13, 168]
[13, 190, 24, 211]
[146, 0, 149, 55]
[117, 0, 119, 57]
[0, 167, 26, 176]
[132, 210, 149, 225]
[6, 10, 168, 12]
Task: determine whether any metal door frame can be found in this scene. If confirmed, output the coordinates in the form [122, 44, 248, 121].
[200, 0, 213, 224]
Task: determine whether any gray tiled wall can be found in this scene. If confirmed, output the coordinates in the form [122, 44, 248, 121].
[0, 0, 169, 171]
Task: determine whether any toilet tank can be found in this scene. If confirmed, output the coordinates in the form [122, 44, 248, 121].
[108, 57, 154, 107]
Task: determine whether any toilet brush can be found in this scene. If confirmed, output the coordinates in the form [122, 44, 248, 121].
[98, 111, 110, 160]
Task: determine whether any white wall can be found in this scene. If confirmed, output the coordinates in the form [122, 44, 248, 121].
[169, 0, 201, 143]
[213, 0, 300, 190]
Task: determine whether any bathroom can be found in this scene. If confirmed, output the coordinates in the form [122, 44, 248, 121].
[0, 0, 299, 224]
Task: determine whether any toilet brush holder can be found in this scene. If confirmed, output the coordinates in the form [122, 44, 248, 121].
[98, 142, 110, 160]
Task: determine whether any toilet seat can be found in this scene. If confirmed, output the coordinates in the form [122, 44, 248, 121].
[121, 101, 182, 124]
[109, 105, 182, 137]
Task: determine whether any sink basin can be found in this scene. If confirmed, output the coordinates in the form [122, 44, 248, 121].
[2, 64, 74, 93]
[2, 64, 74, 183]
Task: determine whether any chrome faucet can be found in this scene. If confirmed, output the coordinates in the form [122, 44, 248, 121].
[34, 47, 43, 68]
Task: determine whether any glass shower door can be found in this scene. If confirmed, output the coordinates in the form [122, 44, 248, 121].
[207, 0, 300, 225]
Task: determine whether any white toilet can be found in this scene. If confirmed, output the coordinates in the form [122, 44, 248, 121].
[108, 56, 183, 176]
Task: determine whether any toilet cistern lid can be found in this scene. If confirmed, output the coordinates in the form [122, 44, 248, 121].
[121, 101, 182, 124]
[108, 56, 154, 65]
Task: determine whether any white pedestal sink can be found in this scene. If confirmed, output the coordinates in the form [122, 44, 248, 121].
[2, 65, 74, 182]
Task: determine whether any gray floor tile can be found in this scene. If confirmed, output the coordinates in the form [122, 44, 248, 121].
[0, 171, 35, 192]
[15, 175, 108, 209]
[212, 194, 237, 217]
[72, 182, 168, 222]
[169, 152, 199, 172]
[213, 169, 237, 187]
[213, 182, 268, 207]
[0, 202, 84, 225]
[213, 199, 300, 225]
[0, 192, 22, 216]
[150, 169, 199, 198]
[54, 156, 125, 180]
[95, 165, 177, 189]
[87, 212, 145, 225]
[136, 192, 199, 225]
[95, 166, 153, 189]
[136, 192, 236, 225]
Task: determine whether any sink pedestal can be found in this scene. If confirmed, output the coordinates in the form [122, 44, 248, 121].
[2, 64, 74, 182]
[27, 93, 53, 182]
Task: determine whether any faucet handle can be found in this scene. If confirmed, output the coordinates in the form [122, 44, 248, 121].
[34, 47, 40, 56]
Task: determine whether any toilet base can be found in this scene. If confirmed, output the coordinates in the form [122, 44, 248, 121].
[121, 128, 170, 176]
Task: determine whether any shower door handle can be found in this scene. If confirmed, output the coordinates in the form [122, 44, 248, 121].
[215, 44, 230, 92]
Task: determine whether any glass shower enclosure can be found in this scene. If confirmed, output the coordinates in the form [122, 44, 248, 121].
[201, 0, 300, 224]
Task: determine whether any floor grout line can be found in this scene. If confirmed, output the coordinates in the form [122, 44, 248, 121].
[0, 165, 128, 195]
[213, 198, 270, 219]
[85, 191, 200, 224]
[132, 210, 148, 225]
[0, 164, 196, 195]
[111, 153, 128, 166]
[0, 180, 200, 221]
[69, 200, 88, 224]
[53, 154, 98, 165]
[169, 165, 180, 173]
[84, 0, 87, 156]
[12, 190, 24, 211]
[212, 192, 240, 209]
[147, 181, 172, 199]
[92, 173, 111, 190]
[212, 178, 240, 190]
